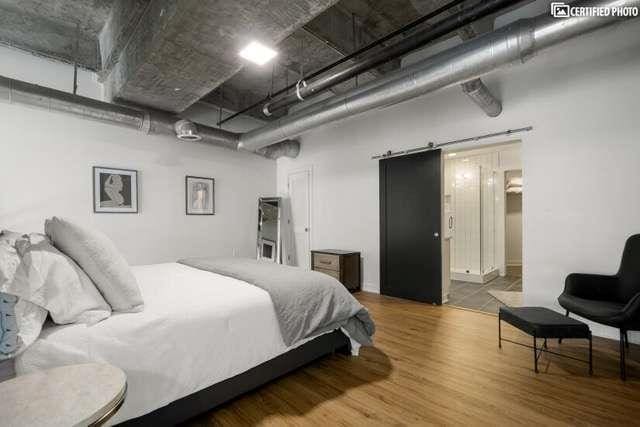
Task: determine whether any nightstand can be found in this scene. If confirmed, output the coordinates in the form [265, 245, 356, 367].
[0, 363, 127, 426]
[311, 250, 361, 292]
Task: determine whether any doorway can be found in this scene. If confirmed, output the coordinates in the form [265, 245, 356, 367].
[443, 142, 523, 313]
[288, 168, 311, 269]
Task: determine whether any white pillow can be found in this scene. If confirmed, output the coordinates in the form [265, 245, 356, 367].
[45, 217, 144, 312]
[13, 234, 111, 325]
[0, 242, 47, 359]
[0, 230, 24, 247]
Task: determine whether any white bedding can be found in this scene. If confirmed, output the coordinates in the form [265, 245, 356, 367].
[15, 263, 331, 424]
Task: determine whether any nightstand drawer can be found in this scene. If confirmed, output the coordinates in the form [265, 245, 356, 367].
[314, 267, 340, 281]
[313, 253, 340, 271]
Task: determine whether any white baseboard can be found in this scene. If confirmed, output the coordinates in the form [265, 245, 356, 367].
[451, 269, 499, 284]
[361, 282, 380, 293]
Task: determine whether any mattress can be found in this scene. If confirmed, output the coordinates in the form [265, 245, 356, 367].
[15, 263, 328, 424]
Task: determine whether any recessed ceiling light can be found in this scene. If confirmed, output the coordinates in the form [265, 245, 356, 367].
[239, 41, 277, 66]
[447, 153, 457, 157]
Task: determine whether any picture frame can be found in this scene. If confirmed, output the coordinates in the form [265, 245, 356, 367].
[186, 176, 215, 215]
[93, 166, 138, 213]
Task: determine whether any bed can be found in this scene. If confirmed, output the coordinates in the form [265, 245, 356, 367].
[15, 262, 360, 425]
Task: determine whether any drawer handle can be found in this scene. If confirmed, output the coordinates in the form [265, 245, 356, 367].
[320, 260, 332, 265]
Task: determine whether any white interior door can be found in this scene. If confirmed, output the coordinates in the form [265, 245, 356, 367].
[288, 169, 311, 269]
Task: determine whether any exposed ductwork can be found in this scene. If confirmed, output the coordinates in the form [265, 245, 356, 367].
[239, 0, 640, 151]
[460, 79, 503, 117]
[456, 22, 503, 117]
[0, 75, 300, 159]
[261, 0, 521, 116]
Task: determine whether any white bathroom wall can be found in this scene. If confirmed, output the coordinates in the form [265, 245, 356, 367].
[506, 193, 523, 266]
[505, 170, 523, 266]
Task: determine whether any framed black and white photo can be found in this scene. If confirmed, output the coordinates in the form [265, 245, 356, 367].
[186, 176, 215, 215]
[93, 167, 138, 213]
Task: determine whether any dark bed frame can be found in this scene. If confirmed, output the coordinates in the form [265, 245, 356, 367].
[119, 330, 351, 426]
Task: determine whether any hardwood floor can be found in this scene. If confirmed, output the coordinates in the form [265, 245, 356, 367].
[186, 292, 640, 426]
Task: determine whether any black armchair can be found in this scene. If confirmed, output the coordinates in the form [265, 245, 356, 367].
[558, 234, 640, 380]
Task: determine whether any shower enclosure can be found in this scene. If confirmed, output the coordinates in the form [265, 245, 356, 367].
[444, 152, 499, 283]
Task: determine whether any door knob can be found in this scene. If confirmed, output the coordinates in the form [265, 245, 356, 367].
[434, 232, 440, 238]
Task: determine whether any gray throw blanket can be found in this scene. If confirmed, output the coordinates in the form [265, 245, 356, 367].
[178, 257, 375, 347]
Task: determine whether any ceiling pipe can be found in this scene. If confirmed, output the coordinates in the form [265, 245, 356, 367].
[456, 23, 503, 117]
[261, 0, 523, 116]
[461, 79, 503, 117]
[0, 75, 299, 159]
[217, 0, 469, 126]
[240, 0, 639, 151]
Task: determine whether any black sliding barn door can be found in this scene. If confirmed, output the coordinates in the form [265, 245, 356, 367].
[379, 149, 442, 304]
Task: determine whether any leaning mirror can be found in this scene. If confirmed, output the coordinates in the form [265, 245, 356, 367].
[257, 197, 281, 263]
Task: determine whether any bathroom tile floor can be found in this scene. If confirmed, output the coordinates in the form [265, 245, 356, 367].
[446, 274, 522, 314]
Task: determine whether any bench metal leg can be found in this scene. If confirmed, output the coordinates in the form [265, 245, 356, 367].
[498, 314, 502, 349]
[624, 330, 630, 351]
[620, 329, 627, 381]
[589, 333, 593, 375]
[533, 335, 538, 373]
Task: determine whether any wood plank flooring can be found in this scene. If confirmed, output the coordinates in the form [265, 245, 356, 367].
[186, 292, 640, 426]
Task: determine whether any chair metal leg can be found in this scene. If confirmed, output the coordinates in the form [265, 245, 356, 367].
[620, 329, 627, 381]
[559, 311, 570, 344]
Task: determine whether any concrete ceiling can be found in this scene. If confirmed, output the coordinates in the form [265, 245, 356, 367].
[0, 0, 115, 69]
[0, 0, 464, 119]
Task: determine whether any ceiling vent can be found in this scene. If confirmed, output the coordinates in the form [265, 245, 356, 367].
[174, 119, 202, 141]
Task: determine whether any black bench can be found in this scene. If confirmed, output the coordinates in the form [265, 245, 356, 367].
[499, 306, 592, 374]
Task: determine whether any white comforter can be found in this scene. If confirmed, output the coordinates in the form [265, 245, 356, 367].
[16, 263, 327, 424]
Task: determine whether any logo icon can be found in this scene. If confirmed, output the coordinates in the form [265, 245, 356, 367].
[551, 2, 571, 17]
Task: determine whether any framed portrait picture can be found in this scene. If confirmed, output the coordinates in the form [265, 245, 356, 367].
[186, 176, 215, 215]
[93, 167, 138, 213]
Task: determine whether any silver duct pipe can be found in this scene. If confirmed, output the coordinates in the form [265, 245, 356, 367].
[457, 24, 503, 117]
[256, 140, 302, 159]
[0, 75, 299, 159]
[461, 79, 503, 117]
[239, 0, 639, 150]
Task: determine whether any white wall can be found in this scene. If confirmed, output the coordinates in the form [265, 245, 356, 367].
[277, 17, 640, 340]
[0, 46, 276, 265]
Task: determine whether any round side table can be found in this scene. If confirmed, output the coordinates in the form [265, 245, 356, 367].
[0, 363, 127, 427]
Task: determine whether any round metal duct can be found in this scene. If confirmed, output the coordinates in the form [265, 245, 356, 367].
[174, 119, 202, 141]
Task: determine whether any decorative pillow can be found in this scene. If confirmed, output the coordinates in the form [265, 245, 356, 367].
[45, 217, 144, 312]
[12, 234, 111, 325]
[0, 242, 47, 359]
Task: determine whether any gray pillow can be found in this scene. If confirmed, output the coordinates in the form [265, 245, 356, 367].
[45, 217, 144, 313]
